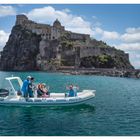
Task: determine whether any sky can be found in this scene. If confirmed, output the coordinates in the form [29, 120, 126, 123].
[0, 4, 140, 68]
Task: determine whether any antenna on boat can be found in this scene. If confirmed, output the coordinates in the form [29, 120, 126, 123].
[11, 75, 14, 77]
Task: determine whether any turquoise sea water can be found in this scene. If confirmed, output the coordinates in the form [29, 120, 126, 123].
[0, 71, 140, 136]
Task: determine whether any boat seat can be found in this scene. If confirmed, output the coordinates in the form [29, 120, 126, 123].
[50, 93, 65, 98]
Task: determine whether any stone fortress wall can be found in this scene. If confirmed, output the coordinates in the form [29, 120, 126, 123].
[79, 46, 129, 59]
[16, 14, 90, 42]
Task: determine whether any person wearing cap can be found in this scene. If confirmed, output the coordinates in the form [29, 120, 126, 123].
[21, 76, 31, 98]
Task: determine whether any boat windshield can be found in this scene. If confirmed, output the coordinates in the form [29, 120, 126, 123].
[9, 79, 21, 92]
[5, 77, 23, 96]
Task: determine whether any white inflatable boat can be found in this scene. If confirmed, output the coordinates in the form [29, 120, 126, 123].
[0, 77, 95, 106]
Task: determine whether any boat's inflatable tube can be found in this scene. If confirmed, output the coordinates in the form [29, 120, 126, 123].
[0, 90, 95, 106]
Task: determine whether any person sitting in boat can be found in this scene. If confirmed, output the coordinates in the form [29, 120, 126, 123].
[73, 85, 79, 96]
[37, 83, 50, 98]
[37, 83, 43, 97]
[65, 84, 79, 97]
[42, 83, 50, 97]
[21, 76, 31, 97]
[28, 77, 35, 98]
[65, 84, 74, 97]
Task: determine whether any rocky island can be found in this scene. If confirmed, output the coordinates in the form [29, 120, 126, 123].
[0, 14, 140, 78]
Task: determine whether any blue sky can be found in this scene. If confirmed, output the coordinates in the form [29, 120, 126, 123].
[0, 4, 140, 68]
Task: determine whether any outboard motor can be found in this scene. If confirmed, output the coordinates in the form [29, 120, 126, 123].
[0, 89, 9, 97]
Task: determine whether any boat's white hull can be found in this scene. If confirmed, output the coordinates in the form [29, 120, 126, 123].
[0, 90, 95, 107]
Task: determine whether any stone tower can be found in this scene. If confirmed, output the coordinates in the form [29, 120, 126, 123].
[53, 19, 62, 28]
[51, 19, 65, 40]
[16, 14, 28, 25]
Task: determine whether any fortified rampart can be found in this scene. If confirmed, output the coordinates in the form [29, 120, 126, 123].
[79, 46, 129, 59]
[15, 14, 90, 41]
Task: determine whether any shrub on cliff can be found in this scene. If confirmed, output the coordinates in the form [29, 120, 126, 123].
[80, 54, 115, 68]
[98, 55, 114, 68]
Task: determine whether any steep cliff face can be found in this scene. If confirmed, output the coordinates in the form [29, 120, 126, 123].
[0, 25, 41, 70]
[36, 39, 60, 70]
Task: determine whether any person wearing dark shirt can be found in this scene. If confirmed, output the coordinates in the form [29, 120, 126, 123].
[28, 77, 35, 98]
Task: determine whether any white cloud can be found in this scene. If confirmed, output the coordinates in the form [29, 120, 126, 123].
[0, 6, 16, 17]
[26, 6, 93, 35]
[115, 43, 140, 52]
[126, 27, 140, 34]
[92, 16, 102, 27]
[94, 27, 120, 40]
[94, 27, 140, 45]
[94, 27, 103, 34]
[114, 27, 140, 55]
[121, 27, 140, 43]
[92, 16, 97, 20]
[27, 6, 55, 23]
[132, 61, 140, 69]
[121, 33, 140, 43]
[128, 52, 140, 69]
[134, 54, 140, 59]
[102, 31, 120, 40]
[0, 30, 9, 50]
[107, 27, 140, 70]
[62, 8, 71, 13]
